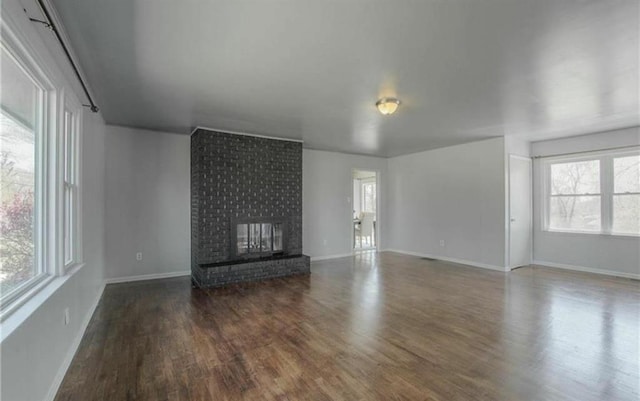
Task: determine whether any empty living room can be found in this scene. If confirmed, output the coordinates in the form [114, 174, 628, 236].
[1, 0, 639, 400]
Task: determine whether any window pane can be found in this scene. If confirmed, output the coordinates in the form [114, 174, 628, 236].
[237, 224, 248, 254]
[613, 195, 640, 235]
[64, 186, 72, 264]
[260, 223, 272, 251]
[363, 182, 376, 213]
[273, 223, 283, 251]
[614, 155, 640, 194]
[549, 196, 601, 231]
[0, 46, 39, 293]
[551, 160, 600, 194]
[64, 111, 71, 182]
[249, 224, 260, 252]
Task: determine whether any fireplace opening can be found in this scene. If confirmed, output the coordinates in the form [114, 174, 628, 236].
[237, 223, 284, 256]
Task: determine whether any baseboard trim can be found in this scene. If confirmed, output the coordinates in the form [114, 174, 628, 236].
[532, 260, 640, 280]
[310, 253, 354, 262]
[44, 282, 105, 401]
[104, 270, 191, 284]
[384, 249, 509, 272]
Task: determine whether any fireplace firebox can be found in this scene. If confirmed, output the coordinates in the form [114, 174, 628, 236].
[235, 221, 284, 257]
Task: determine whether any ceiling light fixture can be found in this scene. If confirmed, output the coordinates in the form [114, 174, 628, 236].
[376, 97, 400, 115]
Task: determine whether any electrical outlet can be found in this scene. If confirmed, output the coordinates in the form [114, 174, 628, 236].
[439, 240, 445, 247]
[64, 308, 70, 325]
[136, 252, 143, 261]
[323, 239, 327, 246]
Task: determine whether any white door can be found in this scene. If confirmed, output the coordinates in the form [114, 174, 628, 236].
[509, 155, 532, 269]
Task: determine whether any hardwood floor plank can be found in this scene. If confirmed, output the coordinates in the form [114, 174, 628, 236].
[55, 252, 639, 401]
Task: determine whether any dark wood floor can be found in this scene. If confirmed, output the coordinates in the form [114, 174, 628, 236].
[55, 252, 639, 401]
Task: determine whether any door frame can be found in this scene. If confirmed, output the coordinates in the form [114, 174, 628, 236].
[507, 154, 533, 269]
[351, 168, 381, 252]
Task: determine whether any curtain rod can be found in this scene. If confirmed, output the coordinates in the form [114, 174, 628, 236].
[28, 0, 99, 112]
[533, 144, 640, 159]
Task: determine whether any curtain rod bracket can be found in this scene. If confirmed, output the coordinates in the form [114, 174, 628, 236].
[28, 17, 53, 30]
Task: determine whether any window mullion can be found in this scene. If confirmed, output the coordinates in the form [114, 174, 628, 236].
[601, 156, 613, 234]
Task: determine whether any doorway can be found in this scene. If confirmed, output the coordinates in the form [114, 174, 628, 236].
[508, 155, 532, 268]
[352, 169, 378, 250]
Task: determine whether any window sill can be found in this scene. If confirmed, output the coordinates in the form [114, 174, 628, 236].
[0, 262, 86, 343]
[542, 229, 640, 240]
[65, 262, 85, 275]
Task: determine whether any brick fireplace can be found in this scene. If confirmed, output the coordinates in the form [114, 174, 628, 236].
[190, 128, 310, 288]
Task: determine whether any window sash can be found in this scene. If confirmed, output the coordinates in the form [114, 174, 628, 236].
[62, 105, 79, 269]
[0, 38, 49, 311]
[549, 158, 601, 196]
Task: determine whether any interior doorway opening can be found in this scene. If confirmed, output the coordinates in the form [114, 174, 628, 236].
[352, 169, 378, 251]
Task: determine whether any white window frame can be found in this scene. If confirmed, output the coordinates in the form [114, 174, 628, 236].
[542, 147, 640, 237]
[0, 29, 55, 314]
[0, 17, 84, 319]
[61, 91, 83, 272]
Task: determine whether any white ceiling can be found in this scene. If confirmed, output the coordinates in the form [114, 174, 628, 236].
[51, 0, 639, 157]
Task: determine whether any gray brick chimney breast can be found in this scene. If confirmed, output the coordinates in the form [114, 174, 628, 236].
[191, 129, 310, 288]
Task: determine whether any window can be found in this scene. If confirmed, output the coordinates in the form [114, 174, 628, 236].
[361, 181, 376, 213]
[0, 43, 46, 299]
[544, 149, 640, 236]
[63, 108, 79, 267]
[0, 24, 83, 316]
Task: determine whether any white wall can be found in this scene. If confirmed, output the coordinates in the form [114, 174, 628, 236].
[531, 126, 640, 157]
[104, 141, 389, 268]
[106, 137, 388, 271]
[104, 126, 191, 281]
[505, 136, 531, 158]
[303, 149, 387, 259]
[386, 137, 507, 270]
[531, 127, 640, 278]
[1, 110, 107, 401]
